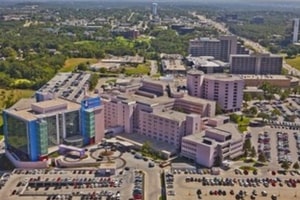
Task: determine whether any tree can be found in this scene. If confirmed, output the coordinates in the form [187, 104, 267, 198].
[77, 63, 88, 71]
[243, 138, 252, 151]
[259, 82, 271, 95]
[257, 112, 270, 120]
[214, 155, 222, 167]
[215, 103, 223, 115]
[280, 92, 289, 101]
[293, 86, 300, 95]
[229, 113, 239, 123]
[258, 153, 266, 163]
[249, 106, 258, 116]
[244, 149, 249, 157]
[250, 146, 257, 158]
[141, 141, 152, 155]
[271, 109, 281, 116]
[269, 45, 280, 54]
[257, 95, 264, 102]
[89, 73, 99, 91]
[2, 47, 17, 58]
[99, 67, 107, 73]
[286, 50, 294, 58]
[281, 161, 291, 171]
[243, 93, 252, 102]
[197, 189, 202, 196]
[293, 162, 300, 170]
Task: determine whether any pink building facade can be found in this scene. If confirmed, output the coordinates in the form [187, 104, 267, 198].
[187, 70, 244, 112]
[101, 92, 215, 149]
[181, 123, 244, 168]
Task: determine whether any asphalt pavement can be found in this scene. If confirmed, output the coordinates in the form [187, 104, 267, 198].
[121, 152, 162, 200]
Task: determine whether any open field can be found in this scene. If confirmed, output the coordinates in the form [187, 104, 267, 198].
[125, 63, 151, 76]
[60, 58, 98, 72]
[286, 56, 300, 71]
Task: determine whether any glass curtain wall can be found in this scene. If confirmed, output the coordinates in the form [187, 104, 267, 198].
[6, 115, 29, 160]
[65, 111, 80, 137]
[44, 115, 58, 147]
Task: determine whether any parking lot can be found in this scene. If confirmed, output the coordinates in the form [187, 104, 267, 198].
[0, 168, 138, 200]
[167, 168, 300, 200]
[250, 126, 299, 168]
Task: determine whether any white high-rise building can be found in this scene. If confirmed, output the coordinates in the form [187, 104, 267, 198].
[293, 18, 299, 43]
[152, 3, 158, 16]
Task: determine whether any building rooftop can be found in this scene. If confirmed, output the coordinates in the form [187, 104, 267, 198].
[101, 55, 144, 64]
[186, 56, 227, 68]
[204, 73, 243, 81]
[36, 72, 90, 103]
[187, 69, 205, 75]
[241, 74, 294, 80]
[183, 123, 241, 144]
[153, 109, 188, 122]
[244, 86, 264, 92]
[231, 53, 282, 58]
[215, 123, 240, 138]
[31, 99, 68, 110]
[9, 98, 36, 111]
[179, 95, 216, 105]
[162, 59, 186, 71]
[160, 53, 184, 59]
[198, 37, 220, 42]
[6, 98, 81, 121]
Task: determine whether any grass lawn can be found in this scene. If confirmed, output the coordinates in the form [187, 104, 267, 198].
[60, 58, 98, 72]
[125, 63, 150, 76]
[286, 56, 300, 71]
[237, 116, 250, 133]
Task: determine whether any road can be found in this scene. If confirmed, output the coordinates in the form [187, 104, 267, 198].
[127, 12, 135, 22]
[191, 12, 300, 76]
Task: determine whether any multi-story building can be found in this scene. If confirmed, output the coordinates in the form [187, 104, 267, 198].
[293, 18, 300, 43]
[230, 53, 283, 75]
[241, 74, 299, 88]
[181, 123, 244, 168]
[3, 97, 105, 162]
[189, 37, 221, 60]
[152, 2, 158, 16]
[161, 59, 186, 75]
[219, 35, 237, 62]
[101, 80, 216, 150]
[3, 72, 106, 167]
[186, 69, 244, 112]
[188, 35, 243, 62]
[185, 56, 227, 74]
[111, 28, 140, 39]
